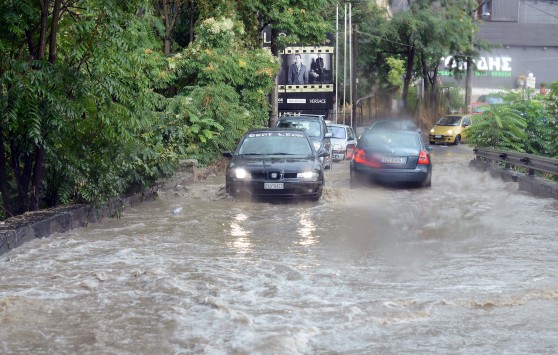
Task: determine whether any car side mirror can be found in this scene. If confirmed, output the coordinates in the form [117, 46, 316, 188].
[325, 132, 333, 138]
[222, 150, 233, 158]
[317, 147, 329, 158]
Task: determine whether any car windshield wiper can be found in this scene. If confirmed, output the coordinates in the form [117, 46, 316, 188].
[269, 152, 296, 155]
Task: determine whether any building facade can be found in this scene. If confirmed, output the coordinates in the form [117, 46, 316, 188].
[441, 0, 558, 98]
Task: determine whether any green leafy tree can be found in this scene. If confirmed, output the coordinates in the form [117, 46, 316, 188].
[543, 80, 558, 157]
[466, 100, 527, 151]
[167, 17, 278, 164]
[1, 0, 174, 216]
[353, 0, 477, 112]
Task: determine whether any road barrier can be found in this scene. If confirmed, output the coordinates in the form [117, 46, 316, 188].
[470, 147, 558, 199]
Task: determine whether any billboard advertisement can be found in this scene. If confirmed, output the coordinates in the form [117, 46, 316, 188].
[439, 47, 558, 90]
[278, 47, 335, 113]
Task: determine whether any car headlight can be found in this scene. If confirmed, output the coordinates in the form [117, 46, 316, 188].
[447, 129, 454, 135]
[313, 142, 321, 150]
[234, 168, 248, 179]
[297, 171, 319, 180]
[430, 128, 435, 133]
[333, 144, 341, 151]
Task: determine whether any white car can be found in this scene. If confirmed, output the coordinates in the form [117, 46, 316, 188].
[327, 123, 357, 161]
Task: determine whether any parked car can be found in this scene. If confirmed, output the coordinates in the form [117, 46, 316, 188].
[472, 102, 489, 115]
[327, 123, 357, 161]
[477, 94, 504, 105]
[276, 114, 333, 169]
[368, 119, 422, 135]
[222, 128, 328, 201]
[428, 114, 473, 145]
[350, 129, 432, 188]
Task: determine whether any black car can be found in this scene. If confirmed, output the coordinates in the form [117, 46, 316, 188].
[222, 128, 329, 200]
[350, 129, 432, 188]
[276, 115, 333, 169]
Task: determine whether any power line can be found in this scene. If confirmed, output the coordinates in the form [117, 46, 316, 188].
[355, 30, 416, 49]
[525, 2, 558, 19]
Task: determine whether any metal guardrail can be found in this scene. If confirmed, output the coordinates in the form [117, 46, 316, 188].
[472, 147, 558, 177]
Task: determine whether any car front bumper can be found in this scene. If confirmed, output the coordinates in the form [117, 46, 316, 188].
[428, 134, 456, 144]
[226, 180, 323, 198]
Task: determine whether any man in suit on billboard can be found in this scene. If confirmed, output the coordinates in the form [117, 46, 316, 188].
[287, 54, 308, 85]
[314, 53, 324, 83]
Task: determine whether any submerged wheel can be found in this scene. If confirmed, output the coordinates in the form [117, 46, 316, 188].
[454, 135, 461, 145]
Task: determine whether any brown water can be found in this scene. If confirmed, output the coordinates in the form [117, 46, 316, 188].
[1, 145, 557, 354]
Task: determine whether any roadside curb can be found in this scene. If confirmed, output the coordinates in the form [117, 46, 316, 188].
[0, 159, 198, 256]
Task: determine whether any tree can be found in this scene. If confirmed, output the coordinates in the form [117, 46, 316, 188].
[153, 0, 186, 55]
[168, 17, 279, 163]
[1, 0, 173, 216]
[353, 0, 477, 112]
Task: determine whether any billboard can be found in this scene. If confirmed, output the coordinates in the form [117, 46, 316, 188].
[439, 47, 558, 90]
[278, 47, 335, 112]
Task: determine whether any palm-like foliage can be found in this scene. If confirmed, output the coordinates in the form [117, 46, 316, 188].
[466, 103, 527, 151]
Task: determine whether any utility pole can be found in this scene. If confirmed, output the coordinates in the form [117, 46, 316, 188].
[464, 7, 474, 114]
[352, 23, 358, 129]
[465, 1, 488, 114]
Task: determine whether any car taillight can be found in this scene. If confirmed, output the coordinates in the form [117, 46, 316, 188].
[353, 149, 366, 163]
[353, 149, 380, 167]
[418, 150, 430, 165]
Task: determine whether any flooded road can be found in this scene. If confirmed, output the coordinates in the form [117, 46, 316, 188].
[1, 145, 557, 354]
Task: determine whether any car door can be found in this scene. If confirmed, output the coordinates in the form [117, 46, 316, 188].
[460, 115, 472, 142]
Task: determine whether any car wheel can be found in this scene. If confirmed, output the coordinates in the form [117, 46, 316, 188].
[454, 135, 461, 145]
[420, 173, 432, 188]
[429, 141, 434, 145]
[350, 171, 362, 188]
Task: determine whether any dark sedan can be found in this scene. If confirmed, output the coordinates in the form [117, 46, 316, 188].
[350, 129, 432, 188]
[222, 128, 329, 200]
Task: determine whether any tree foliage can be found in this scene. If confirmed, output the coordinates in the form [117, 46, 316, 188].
[0, 0, 175, 216]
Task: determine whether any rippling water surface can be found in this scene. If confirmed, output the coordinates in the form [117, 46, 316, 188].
[1, 145, 557, 354]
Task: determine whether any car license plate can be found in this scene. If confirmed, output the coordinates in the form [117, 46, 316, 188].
[435, 135, 442, 139]
[381, 157, 406, 164]
[264, 182, 284, 189]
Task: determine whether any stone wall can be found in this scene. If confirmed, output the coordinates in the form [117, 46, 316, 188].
[0, 159, 198, 256]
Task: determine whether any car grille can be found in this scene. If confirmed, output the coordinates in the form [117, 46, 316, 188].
[249, 171, 298, 179]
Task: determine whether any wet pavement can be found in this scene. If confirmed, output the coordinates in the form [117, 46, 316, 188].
[1, 145, 557, 354]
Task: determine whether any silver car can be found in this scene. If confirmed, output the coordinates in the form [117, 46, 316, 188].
[327, 123, 357, 161]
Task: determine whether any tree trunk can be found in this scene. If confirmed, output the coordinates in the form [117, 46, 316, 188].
[189, 0, 195, 43]
[402, 46, 415, 112]
[0, 122, 13, 215]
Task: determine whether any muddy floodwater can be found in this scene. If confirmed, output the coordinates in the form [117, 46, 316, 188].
[1, 145, 557, 354]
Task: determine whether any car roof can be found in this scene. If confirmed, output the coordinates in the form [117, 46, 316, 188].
[278, 114, 325, 121]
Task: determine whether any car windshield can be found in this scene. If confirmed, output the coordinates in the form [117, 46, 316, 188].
[277, 120, 321, 137]
[361, 131, 419, 149]
[238, 133, 313, 155]
[436, 116, 462, 126]
[328, 126, 346, 139]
